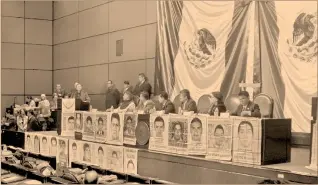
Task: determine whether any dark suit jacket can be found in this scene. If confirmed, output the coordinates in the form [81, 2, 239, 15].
[180, 99, 198, 113]
[105, 87, 121, 109]
[27, 116, 41, 131]
[208, 103, 227, 116]
[72, 91, 91, 103]
[161, 100, 175, 114]
[133, 81, 152, 96]
[54, 89, 66, 98]
[231, 101, 261, 118]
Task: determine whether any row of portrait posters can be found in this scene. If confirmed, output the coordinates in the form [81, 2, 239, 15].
[24, 131, 59, 157]
[149, 114, 262, 164]
[62, 112, 137, 146]
[68, 139, 138, 174]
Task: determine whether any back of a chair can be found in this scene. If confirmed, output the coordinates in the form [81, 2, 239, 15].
[254, 93, 274, 118]
[173, 94, 181, 111]
[197, 95, 211, 113]
[224, 95, 240, 114]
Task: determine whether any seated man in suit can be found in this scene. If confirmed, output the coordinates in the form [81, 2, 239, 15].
[179, 89, 198, 113]
[158, 91, 175, 114]
[231, 91, 261, 118]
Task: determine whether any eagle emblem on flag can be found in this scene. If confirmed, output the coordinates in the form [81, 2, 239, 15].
[183, 28, 217, 68]
[287, 12, 317, 63]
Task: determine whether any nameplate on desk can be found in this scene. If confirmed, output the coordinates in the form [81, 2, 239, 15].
[220, 112, 230, 118]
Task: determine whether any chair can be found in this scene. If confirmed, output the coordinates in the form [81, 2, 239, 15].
[173, 94, 181, 111]
[197, 95, 211, 113]
[254, 93, 274, 118]
[151, 95, 162, 111]
[224, 94, 240, 114]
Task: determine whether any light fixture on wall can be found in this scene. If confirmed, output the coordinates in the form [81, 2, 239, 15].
[116, 39, 123, 56]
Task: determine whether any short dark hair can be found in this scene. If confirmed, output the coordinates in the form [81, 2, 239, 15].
[124, 81, 130, 85]
[238, 121, 254, 134]
[214, 125, 224, 134]
[126, 116, 133, 122]
[180, 89, 190, 99]
[42, 137, 47, 142]
[86, 116, 92, 123]
[98, 147, 103, 153]
[111, 113, 120, 126]
[112, 151, 117, 157]
[238, 91, 249, 97]
[140, 91, 150, 100]
[84, 143, 90, 150]
[51, 137, 56, 142]
[27, 135, 30, 138]
[127, 160, 134, 167]
[68, 116, 75, 121]
[98, 117, 103, 124]
[154, 116, 164, 124]
[159, 91, 169, 100]
[190, 118, 202, 128]
[34, 136, 39, 140]
[139, 73, 146, 79]
[72, 143, 77, 148]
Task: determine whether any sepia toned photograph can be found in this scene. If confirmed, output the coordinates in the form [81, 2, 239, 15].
[0, 0, 317, 184]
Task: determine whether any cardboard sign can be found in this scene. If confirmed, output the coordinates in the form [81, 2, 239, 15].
[232, 117, 262, 165]
[39, 134, 50, 156]
[187, 115, 207, 155]
[124, 147, 138, 174]
[49, 136, 58, 156]
[94, 143, 107, 168]
[95, 112, 108, 143]
[69, 139, 83, 167]
[168, 115, 188, 155]
[56, 137, 69, 172]
[82, 112, 96, 142]
[149, 114, 169, 152]
[74, 111, 84, 132]
[61, 112, 75, 137]
[107, 112, 124, 146]
[82, 141, 95, 165]
[206, 117, 233, 161]
[24, 133, 33, 152]
[106, 145, 124, 172]
[123, 113, 138, 145]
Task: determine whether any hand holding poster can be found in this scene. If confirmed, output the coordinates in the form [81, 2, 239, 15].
[95, 112, 108, 143]
[82, 112, 96, 141]
[188, 115, 207, 155]
[107, 112, 124, 145]
[123, 113, 138, 145]
[149, 114, 169, 152]
[106, 145, 124, 172]
[168, 115, 188, 155]
[206, 117, 233, 161]
[232, 117, 262, 165]
[124, 148, 138, 174]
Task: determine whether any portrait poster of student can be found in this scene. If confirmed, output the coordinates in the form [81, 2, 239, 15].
[40, 134, 50, 156]
[49, 136, 58, 156]
[206, 117, 233, 161]
[123, 113, 138, 145]
[74, 111, 84, 132]
[24, 132, 33, 152]
[94, 143, 107, 168]
[187, 115, 207, 155]
[33, 135, 40, 154]
[149, 114, 169, 152]
[56, 138, 69, 172]
[232, 117, 262, 165]
[61, 112, 76, 137]
[82, 142, 95, 165]
[106, 145, 124, 173]
[95, 112, 108, 143]
[167, 115, 188, 155]
[124, 147, 138, 175]
[107, 113, 124, 146]
[69, 139, 83, 167]
[82, 112, 97, 141]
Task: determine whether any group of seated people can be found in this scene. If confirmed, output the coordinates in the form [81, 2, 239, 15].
[1, 72, 262, 133]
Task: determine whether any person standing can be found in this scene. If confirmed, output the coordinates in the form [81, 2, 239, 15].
[105, 80, 121, 109]
[123, 81, 133, 95]
[71, 84, 91, 102]
[133, 73, 152, 97]
[54, 84, 66, 98]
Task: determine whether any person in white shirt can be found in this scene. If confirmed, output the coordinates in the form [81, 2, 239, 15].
[17, 109, 28, 132]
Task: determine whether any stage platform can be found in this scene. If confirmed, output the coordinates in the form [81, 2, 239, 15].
[137, 149, 318, 184]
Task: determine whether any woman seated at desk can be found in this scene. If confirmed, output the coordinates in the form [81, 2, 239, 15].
[207, 91, 227, 116]
[108, 91, 136, 113]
